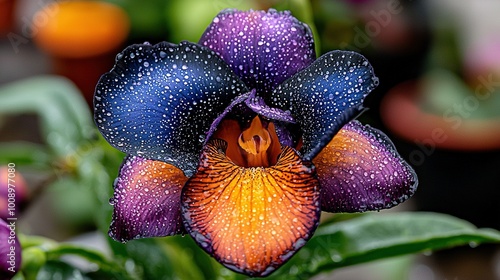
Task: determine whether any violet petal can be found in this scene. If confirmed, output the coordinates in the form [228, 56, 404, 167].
[315, 121, 418, 212]
[109, 156, 187, 242]
[200, 9, 315, 95]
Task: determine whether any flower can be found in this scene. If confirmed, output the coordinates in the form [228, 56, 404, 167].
[94, 9, 417, 277]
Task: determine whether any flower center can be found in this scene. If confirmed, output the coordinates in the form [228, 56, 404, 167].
[211, 116, 282, 168]
[238, 116, 272, 167]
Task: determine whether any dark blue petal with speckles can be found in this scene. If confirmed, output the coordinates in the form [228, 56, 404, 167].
[94, 41, 248, 176]
[270, 50, 379, 160]
[315, 121, 418, 212]
[199, 9, 315, 95]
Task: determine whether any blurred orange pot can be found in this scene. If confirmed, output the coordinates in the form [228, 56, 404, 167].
[33, 1, 130, 107]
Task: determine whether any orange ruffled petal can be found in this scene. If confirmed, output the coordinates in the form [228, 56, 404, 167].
[182, 139, 320, 276]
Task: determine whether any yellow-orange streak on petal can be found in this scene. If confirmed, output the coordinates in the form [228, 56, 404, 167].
[267, 122, 283, 166]
[239, 116, 271, 155]
[238, 116, 272, 167]
[182, 139, 320, 276]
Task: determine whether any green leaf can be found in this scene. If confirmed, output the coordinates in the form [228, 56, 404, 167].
[0, 142, 50, 167]
[20, 247, 46, 280]
[109, 238, 179, 280]
[20, 234, 131, 279]
[0, 76, 94, 156]
[35, 260, 87, 280]
[49, 178, 98, 229]
[158, 236, 208, 280]
[46, 244, 124, 273]
[271, 212, 500, 279]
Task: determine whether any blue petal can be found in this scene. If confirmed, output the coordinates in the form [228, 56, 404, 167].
[269, 50, 379, 160]
[94, 41, 248, 176]
[204, 90, 253, 146]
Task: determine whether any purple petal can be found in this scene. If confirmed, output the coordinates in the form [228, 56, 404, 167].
[199, 9, 315, 95]
[315, 121, 418, 212]
[94, 41, 248, 176]
[244, 92, 295, 123]
[270, 50, 379, 160]
[109, 156, 187, 242]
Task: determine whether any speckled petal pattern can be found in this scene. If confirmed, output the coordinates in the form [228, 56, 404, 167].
[94, 41, 248, 176]
[109, 156, 188, 242]
[270, 50, 379, 160]
[314, 121, 418, 213]
[199, 9, 315, 95]
[182, 139, 320, 277]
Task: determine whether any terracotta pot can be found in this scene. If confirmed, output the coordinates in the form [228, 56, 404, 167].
[381, 78, 500, 230]
[33, 1, 130, 107]
[380, 80, 500, 151]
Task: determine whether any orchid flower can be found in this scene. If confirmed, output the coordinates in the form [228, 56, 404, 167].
[94, 9, 417, 277]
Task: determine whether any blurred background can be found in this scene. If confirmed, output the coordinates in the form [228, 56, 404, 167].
[1, 0, 499, 279]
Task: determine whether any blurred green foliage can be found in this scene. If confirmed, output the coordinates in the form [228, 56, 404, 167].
[1, 75, 500, 280]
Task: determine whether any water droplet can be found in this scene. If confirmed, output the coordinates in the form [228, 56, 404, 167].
[330, 253, 343, 262]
